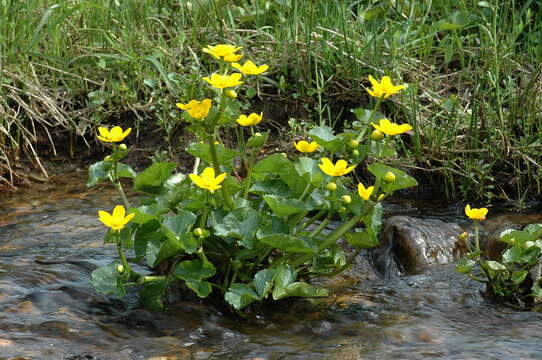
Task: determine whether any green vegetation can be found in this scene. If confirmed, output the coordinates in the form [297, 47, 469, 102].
[457, 222, 542, 310]
[1, 0, 541, 202]
[88, 46, 417, 311]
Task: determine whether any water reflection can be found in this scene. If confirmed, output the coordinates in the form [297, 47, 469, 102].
[1, 173, 542, 359]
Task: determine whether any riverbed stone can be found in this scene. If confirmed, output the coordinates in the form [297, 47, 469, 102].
[371, 216, 465, 277]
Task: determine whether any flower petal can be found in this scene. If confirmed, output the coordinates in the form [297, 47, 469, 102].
[112, 205, 125, 220]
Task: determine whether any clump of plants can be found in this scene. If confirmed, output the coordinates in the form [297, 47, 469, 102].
[88, 44, 417, 311]
[457, 206, 542, 309]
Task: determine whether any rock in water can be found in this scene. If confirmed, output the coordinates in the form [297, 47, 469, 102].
[371, 216, 465, 277]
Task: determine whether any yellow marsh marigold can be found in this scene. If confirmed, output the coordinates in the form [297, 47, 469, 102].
[371, 118, 412, 136]
[366, 75, 406, 99]
[232, 60, 269, 75]
[202, 73, 243, 89]
[236, 112, 263, 126]
[465, 204, 488, 221]
[357, 183, 374, 201]
[319, 158, 356, 177]
[97, 126, 131, 143]
[294, 140, 319, 153]
[189, 167, 227, 193]
[202, 44, 242, 62]
[98, 205, 135, 231]
[176, 99, 212, 120]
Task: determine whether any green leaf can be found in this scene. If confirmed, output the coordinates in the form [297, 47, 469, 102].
[140, 280, 167, 311]
[91, 263, 125, 296]
[364, 202, 383, 233]
[511, 270, 529, 286]
[263, 195, 309, 217]
[173, 259, 216, 281]
[283, 282, 328, 298]
[259, 234, 317, 253]
[368, 163, 418, 192]
[295, 157, 324, 185]
[254, 269, 275, 299]
[351, 107, 384, 125]
[253, 153, 307, 196]
[131, 203, 169, 224]
[345, 228, 378, 249]
[250, 180, 293, 198]
[308, 126, 343, 153]
[256, 216, 290, 238]
[134, 162, 177, 194]
[134, 219, 162, 260]
[500, 229, 536, 246]
[146, 236, 183, 267]
[213, 207, 263, 249]
[186, 142, 239, 167]
[272, 263, 297, 300]
[455, 257, 476, 275]
[485, 260, 507, 271]
[87, 161, 113, 187]
[502, 246, 524, 263]
[185, 280, 213, 298]
[246, 132, 269, 148]
[162, 211, 197, 240]
[225, 283, 259, 310]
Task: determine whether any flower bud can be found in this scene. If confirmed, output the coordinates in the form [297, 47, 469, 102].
[280, 153, 287, 157]
[347, 139, 359, 148]
[459, 232, 469, 241]
[371, 130, 384, 141]
[383, 171, 396, 183]
[225, 90, 237, 99]
[351, 149, 360, 157]
[193, 227, 204, 237]
[339, 206, 347, 213]
[341, 195, 352, 204]
[326, 182, 337, 191]
[116, 264, 125, 274]
[104, 155, 112, 162]
[254, 132, 262, 137]
[119, 143, 127, 151]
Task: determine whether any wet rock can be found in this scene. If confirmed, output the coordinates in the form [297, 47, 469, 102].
[371, 216, 465, 277]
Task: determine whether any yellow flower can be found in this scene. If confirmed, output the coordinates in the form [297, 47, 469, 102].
[465, 204, 488, 221]
[358, 183, 374, 201]
[366, 75, 406, 99]
[98, 205, 135, 231]
[371, 118, 412, 136]
[176, 99, 212, 120]
[236, 112, 263, 126]
[189, 167, 227, 192]
[318, 158, 356, 177]
[225, 90, 237, 99]
[97, 126, 131, 143]
[202, 73, 244, 89]
[232, 60, 269, 75]
[202, 44, 242, 62]
[294, 140, 319, 153]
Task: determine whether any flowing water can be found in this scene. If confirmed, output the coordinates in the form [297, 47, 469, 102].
[1, 170, 542, 359]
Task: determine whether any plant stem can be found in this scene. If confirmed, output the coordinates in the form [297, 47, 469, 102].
[291, 214, 362, 268]
[298, 210, 325, 231]
[112, 156, 130, 208]
[356, 97, 382, 142]
[474, 220, 480, 253]
[207, 134, 235, 210]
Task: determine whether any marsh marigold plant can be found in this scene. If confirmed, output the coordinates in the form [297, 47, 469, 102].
[87, 45, 419, 312]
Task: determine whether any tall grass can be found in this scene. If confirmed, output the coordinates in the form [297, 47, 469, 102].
[0, 0, 541, 203]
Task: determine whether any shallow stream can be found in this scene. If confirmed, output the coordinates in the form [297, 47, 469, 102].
[1, 170, 542, 359]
